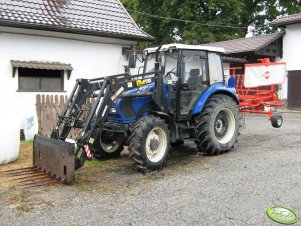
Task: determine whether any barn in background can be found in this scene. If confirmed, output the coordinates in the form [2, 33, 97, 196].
[202, 32, 284, 93]
[271, 13, 301, 110]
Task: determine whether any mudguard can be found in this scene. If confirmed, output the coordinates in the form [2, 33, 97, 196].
[192, 83, 238, 115]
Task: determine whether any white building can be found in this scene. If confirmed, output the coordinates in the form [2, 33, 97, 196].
[0, 0, 153, 164]
[271, 13, 301, 109]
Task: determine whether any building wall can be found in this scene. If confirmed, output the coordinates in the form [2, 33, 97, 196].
[280, 23, 301, 99]
[0, 32, 131, 129]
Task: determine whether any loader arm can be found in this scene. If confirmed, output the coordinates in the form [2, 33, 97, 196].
[33, 71, 160, 183]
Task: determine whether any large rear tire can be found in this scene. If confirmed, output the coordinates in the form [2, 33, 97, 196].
[195, 95, 240, 154]
[92, 130, 124, 159]
[129, 116, 170, 171]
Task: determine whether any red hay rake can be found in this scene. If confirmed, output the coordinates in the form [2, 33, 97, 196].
[227, 58, 286, 128]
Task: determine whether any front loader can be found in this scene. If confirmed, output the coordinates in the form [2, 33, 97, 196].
[33, 44, 240, 184]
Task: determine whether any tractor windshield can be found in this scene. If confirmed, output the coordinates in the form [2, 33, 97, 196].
[164, 52, 178, 77]
[145, 54, 156, 73]
[144, 52, 179, 75]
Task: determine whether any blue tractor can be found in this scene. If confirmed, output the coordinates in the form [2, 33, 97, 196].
[33, 44, 240, 183]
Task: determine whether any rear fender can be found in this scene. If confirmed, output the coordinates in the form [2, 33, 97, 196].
[192, 83, 238, 115]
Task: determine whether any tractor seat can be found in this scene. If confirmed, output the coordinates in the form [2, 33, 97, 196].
[181, 69, 208, 113]
[187, 69, 201, 90]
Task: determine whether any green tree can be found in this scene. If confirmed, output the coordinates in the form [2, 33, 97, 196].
[121, 0, 301, 47]
[242, 0, 301, 34]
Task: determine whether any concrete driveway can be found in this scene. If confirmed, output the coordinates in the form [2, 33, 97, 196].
[0, 113, 300, 225]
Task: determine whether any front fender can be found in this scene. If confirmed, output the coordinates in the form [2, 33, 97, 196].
[192, 83, 238, 115]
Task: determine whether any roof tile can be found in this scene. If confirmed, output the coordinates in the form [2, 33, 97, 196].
[0, 0, 153, 41]
[271, 13, 301, 26]
[201, 32, 284, 54]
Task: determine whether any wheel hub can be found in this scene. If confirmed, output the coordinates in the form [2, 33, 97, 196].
[145, 127, 168, 163]
[215, 113, 228, 137]
[150, 138, 160, 151]
[277, 118, 282, 125]
[216, 119, 224, 133]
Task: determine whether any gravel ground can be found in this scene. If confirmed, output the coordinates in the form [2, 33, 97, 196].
[0, 113, 300, 226]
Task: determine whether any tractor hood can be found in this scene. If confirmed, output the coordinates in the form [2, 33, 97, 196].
[108, 83, 156, 123]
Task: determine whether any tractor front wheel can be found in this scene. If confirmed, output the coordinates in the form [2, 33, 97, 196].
[195, 95, 240, 154]
[129, 116, 170, 171]
[92, 130, 124, 159]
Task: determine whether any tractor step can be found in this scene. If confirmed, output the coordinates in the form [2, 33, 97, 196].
[33, 135, 76, 184]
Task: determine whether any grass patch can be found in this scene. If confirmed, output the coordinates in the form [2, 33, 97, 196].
[11, 189, 26, 202]
[16, 204, 32, 213]
[21, 140, 33, 145]
[94, 187, 107, 193]
[10, 189, 32, 213]
[86, 159, 108, 167]
[78, 184, 87, 192]
[9, 188, 55, 212]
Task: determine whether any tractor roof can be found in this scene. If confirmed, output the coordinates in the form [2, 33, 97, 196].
[145, 43, 225, 54]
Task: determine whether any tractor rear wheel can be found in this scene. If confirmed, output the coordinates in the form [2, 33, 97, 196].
[129, 116, 170, 171]
[92, 130, 124, 159]
[195, 95, 240, 154]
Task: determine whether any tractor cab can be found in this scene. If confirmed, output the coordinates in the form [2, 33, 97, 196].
[141, 44, 226, 119]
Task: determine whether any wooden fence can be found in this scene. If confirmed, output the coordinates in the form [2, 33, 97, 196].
[36, 94, 67, 137]
[36, 94, 94, 138]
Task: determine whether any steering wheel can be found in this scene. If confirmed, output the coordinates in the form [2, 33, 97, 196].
[181, 83, 191, 90]
[164, 67, 177, 78]
[200, 81, 210, 86]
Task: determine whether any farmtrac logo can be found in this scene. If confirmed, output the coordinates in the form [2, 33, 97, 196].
[267, 206, 299, 225]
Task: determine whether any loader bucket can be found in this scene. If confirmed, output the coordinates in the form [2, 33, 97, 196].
[33, 135, 75, 184]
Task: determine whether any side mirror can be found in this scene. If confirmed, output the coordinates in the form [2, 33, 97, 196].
[128, 54, 137, 68]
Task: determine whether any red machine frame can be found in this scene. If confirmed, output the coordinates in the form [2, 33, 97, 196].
[227, 58, 285, 122]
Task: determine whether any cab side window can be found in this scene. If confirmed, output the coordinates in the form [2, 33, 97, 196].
[182, 51, 209, 90]
[208, 52, 223, 84]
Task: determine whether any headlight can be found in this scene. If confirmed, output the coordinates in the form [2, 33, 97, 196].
[111, 107, 116, 113]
